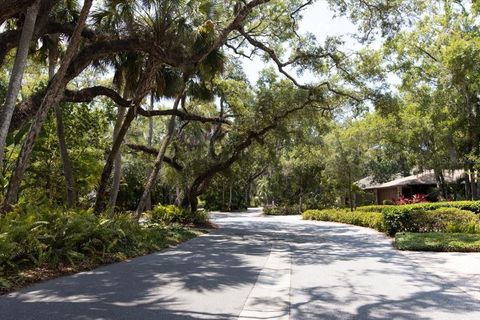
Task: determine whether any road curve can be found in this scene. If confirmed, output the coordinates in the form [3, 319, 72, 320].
[1, 208, 479, 319]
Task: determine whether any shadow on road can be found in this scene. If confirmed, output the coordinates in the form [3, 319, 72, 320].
[1, 210, 479, 319]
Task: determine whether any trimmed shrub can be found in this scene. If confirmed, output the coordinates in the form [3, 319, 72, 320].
[302, 209, 385, 232]
[263, 205, 301, 215]
[303, 205, 480, 237]
[356, 205, 389, 212]
[357, 201, 480, 215]
[383, 207, 479, 236]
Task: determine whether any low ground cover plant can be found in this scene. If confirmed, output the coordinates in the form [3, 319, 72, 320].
[0, 204, 202, 293]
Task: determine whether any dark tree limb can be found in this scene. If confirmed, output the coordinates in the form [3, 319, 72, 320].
[0, 0, 38, 24]
[126, 144, 183, 171]
[186, 99, 319, 211]
[238, 28, 362, 102]
[0, 0, 61, 64]
[138, 108, 231, 125]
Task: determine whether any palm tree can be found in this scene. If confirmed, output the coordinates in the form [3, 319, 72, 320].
[109, 53, 144, 212]
[134, 92, 184, 218]
[145, 92, 155, 211]
[49, 34, 77, 207]
[0, 0, 41, 178]
[135, 57, 225, 218]
[93, 0, 205, 214]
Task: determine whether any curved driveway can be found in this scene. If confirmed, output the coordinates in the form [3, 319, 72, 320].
[1, 208, 479, 319]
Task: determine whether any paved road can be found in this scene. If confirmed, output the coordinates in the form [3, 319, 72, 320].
[1, 208, 479, 319]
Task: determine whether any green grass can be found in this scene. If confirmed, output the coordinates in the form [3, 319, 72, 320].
[395, 232, 480, 252]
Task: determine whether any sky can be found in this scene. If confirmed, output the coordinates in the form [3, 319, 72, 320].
[241, 1, 359, 84]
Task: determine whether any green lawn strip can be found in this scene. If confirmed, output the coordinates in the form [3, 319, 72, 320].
[1, 226, 204, 295]
[395, 232, 480, 252]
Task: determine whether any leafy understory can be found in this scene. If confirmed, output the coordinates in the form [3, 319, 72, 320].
[0, 206, 203, 294]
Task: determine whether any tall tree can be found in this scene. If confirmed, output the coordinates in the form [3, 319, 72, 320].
[2, 0, 93, 212]
[0, 0, 41, 176]
[49, 34, 77, 207]
[135, 92, 183, 218]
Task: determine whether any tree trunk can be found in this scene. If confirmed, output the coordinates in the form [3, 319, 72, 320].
[188, 188, 198, 213]
[134, 94, 182, 219]
[472, 171, 478, 200]
[93, 65, 156, 215]
[2, 0, 93, 213]
[174, 186, 182, 206]
[221, 181, 225, 210]
[108, 99, 127, 211]
[94, 107, 136, 214]
[243, 182, 250, 209]
[228, 183, 233, 211]
[50, 35, 76, 208]
[348, 171, 354, 211]
[299, 192, 303, 212]
[465, 169, 472, 200]
[0, 0, 41, 175]
[145, 93, 155, 211]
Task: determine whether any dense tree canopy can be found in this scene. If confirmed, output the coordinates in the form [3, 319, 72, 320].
[0, 0, 478, 217]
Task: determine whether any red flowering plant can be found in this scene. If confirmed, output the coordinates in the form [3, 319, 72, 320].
[395, 196, 411, 205]
[411, 193, 428, 203]
[395, 194, 428, 205]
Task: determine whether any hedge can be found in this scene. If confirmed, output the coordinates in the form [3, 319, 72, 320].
[303, 209, 385, 232]
[383, 207, 480, 236]
[355, 205, 391, 212]
[357, 201, 480, 214]
[303, 206, 480, 237]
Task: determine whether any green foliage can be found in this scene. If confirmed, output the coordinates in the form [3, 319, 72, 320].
[0, 205, 198, 290]
[116, 155, 173, 211]
[263, 205, 301, 216]
[395, 232, 480, 252]
[147, 204, 209, 227]
[358, 201, 480, 214]
[303, 209, 385, 232]
[356, 204, 390, 212]
[383, 207, 480, 236]
[305, 201, 480, 236]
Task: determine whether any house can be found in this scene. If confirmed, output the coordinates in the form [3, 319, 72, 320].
[356, 170, 465, 204]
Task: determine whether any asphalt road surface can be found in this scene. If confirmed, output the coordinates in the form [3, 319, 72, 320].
[1, 208, 479, 319]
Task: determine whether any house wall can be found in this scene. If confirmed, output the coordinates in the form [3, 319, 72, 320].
[377, 187, 400, 204]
